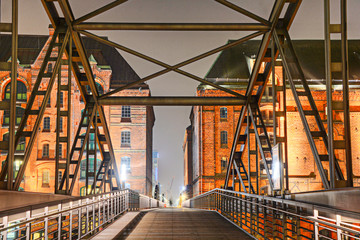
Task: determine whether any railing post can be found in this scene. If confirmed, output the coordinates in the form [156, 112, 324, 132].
[57, 203, 62, 240]
[69, 201, 73, 240]
[25, 210, 31, 240]
[44, 206, 49, 240]
[314, 209, 319, 240]
[78, 200, 82, 238]
[86, 198, 89, 235]
[336, 214, 342, 239]
[92, 196, 96, 234]
[2, 216, 8, 240]
[98, 196, 101, 228]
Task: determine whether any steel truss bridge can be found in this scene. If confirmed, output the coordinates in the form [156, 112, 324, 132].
[0, 0, 359, 239]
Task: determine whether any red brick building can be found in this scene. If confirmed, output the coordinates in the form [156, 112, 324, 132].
[184, 40, 360, 196]
[0, 27, 155, 196]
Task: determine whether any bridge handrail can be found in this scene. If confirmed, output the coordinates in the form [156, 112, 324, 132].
[185, 188, 360, 239]
[0, 189, 162, 239]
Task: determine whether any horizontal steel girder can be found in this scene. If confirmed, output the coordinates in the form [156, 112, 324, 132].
[73, 22, 270, 31]
[95, 96, 249, 106]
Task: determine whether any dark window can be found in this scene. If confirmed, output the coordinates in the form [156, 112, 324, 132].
[4, 81, 27, 101]
[42, 144, 49, 158]
[220, 131, 228, 146]
[58, 171, 62, 185]
[58, 144, 62, 158]
[59, 117, 63, 132]
[121, 131, 131, 147]
[47, 96, 51, 107]
[121, 156, 131, 173]
[43, 117, 50, 131]
[122, 106, 131, 118]
[47, 63, 53, 73]
[220, 107, 227, 119]
[59, 92, 63, 106]
[3, 107, 24, 126]
[221, 157, 227, 172]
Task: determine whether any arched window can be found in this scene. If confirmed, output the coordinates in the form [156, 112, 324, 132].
[42, 144, 49, 158]
[80, 158, 102, 180]
[121, 156, 131, 173]
[3, 107, 24, 126]
[43, 117, 50, 131]
[121, 131, 131, 147]
[220, 107, 227, 120]
[4, 81, 27, 101]
[42, 169, 50, 187]
[220, 131, 228, 146]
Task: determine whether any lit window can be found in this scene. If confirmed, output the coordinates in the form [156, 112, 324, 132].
[220, 107, 227, 119]
[3, 107, 24, 126]
[220, 131, 228, 146]
[121, 131, 131, 147]
[80, 158, 101, 180]
[43, 117, 50, 131]
[43, 144, 49, 158]
[121, 156, 131, 173]
[221, 157, 227, 172]
[42, 170, 50, 187]
[122, 106, 131, 118]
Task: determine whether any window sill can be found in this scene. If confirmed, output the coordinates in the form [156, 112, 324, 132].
[121, 118, 131, 123]
[42, 184, 50, 188]
[42, 129, 50, 133]
[121, 144, 131, 148]
[220, 118, 227, 122]
[220, 144, 228, 148]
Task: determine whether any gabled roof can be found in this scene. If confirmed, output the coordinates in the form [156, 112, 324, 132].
[206, 40, 360, 80]
[0, 34, 145, 89]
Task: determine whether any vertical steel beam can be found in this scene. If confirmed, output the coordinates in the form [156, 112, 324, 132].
[55, 51, 62, 192]
[324, 0, 335, 189]
[341, 0, 353, 187]
[7, 0, 18, 190]
[66, 36, 72, 193]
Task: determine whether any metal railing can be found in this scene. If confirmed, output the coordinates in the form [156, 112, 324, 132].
[184, 188, 360, 240]
[0, 189, 162, 240]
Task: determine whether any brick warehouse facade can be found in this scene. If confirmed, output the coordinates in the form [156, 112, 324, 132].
[0, 27, 155, 196]
[184, 40, 360, 196]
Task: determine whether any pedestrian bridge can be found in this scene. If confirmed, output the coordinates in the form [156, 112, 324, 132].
[1, 189, 360, 239]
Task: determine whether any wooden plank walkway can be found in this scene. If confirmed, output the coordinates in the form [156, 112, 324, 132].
[127, 208, 253, 240]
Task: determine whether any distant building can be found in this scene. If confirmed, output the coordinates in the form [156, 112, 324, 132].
[184, 40, 360, 196]
[152, 151, 159, 193]
[182, 126, 193, 198]
[0, 27, 155, 196]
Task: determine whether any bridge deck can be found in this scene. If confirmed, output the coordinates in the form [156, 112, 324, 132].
[127, 208, 253, 240]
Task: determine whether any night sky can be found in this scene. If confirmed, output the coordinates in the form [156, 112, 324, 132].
[2, 0, 360, 200]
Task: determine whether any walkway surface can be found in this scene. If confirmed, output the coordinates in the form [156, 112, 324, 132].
[127, 208, 253, 240]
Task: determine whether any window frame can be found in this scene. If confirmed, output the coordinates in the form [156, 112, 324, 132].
[121, 156, 131, 173]
[43, 117, 50, 132]
[42, 144, 50, 158]
[220, 131, 228, 147]
[220, 107, 228, 120]
[121, 131, 131, 147]
[42, 169, 50, 187]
